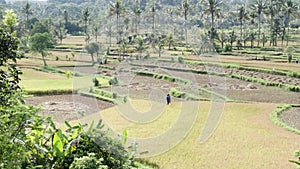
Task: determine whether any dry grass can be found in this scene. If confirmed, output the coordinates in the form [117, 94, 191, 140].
[70, 100, 300, 169]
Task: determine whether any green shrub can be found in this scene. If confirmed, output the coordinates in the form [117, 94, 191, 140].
[178, 57, 184, 63]
[93, 78, 99, 87]
[70, 153, 108, 169]
[109, 77, 118, 85]
[66, 71, 71, 79]
[288, 54, 293, 63]
[224, 44, 232, 52]
[112, 92, 117, 99]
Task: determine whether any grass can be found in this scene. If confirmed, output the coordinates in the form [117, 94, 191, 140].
[21, 72, 109, 93]
[72, 100, 299, 169]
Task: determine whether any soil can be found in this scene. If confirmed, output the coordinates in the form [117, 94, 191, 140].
[132, 60, 300, 87]
[128, 61, 300, 104]
[279, 107, 300, 130]
[26, 94, 114, 123]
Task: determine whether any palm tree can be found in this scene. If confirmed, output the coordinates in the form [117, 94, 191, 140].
[133, 4, 142, 34]
[217, 30, 227, 49]
[110, 0, 124, 43]
[283, 0, 298, 46]
[201, 0, 223, 41]
[22, 2, 32, 30]
[179, 0, 190, 45]
[237, 5, 248, 44]
[265, 0, 285, 46]
[83, 8, 90, 33]
[136, 36, 147, 59]
[249, 0, 267, 47]
[165, 32, 175, 50]
[63, 9, 68, 27]
[149, 1, 156, 33]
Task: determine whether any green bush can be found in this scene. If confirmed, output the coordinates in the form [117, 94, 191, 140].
[178, 57, 184, 63]
[93, 78, 99, 87]
[70, 153, 108, 169]
[109, 77, 118, 85]
[224, 44, 232, 52]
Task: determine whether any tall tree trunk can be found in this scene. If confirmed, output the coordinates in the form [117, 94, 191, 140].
[91, 54, 95, 65]
[117, 14, 120, 43]
[257, 14, 261, 47]
[152, 13, 155, 33]
[41, 52, 47, 66]
[286, 13, 290, 46]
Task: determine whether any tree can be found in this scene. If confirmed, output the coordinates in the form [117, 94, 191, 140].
[82, 7, 90, 44]
[22, 2, 33, 30]
[30, 20, 51, 35]
[149, 1, 157, 33]
[85, 42, 99, 65]
[136, 36, 147, 59]
[265, 0, 284, 46]
[133, 3, 142, 34]
[237, 5, 248, 44]
[179, 0, 191, 45]
[249, 0, 267, 47]
[228, 30, 237, 47]
[63, 9, 68, 27]
[3, 9, 17, 33]
[82, 7, 90, 35]
[92, 24, 100, 42]
[109, 0, 124, 43]
[54, 21, 67, 44]
[165, 32, 175, 50]
[217, 30, 228, 49]
[30, 32, 54, 66]
[201, 0, 222, 42]
[0, 26, 34, 168]
[283, 0, 298, 46]
[155, 36, 164, 57]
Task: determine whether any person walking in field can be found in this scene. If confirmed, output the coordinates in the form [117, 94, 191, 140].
[166, 94, 171, 105]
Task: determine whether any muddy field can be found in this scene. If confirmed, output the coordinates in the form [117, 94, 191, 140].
[26, 94, 114, 123]
[132, 60, 300, 86]
[126, 61, 300, 104]
[279, 107, 300, 130]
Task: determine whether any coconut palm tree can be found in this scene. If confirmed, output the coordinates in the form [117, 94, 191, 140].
[249, 0, 267, 47]
[201, 0, 223, 30]
[283, 0, 298, 46]
[22, 1, 33, 30]
[149, 1, 157, 33]
[82, 7, 90, 35]
[237, 5, 248, 44]
[136, 36, 147, 59]
[133, 4, 142, 34]
[109, 0, 124, 43]
[179, 0, 190, 46]
[264, 0, 285, 46]
[201, 0, 223, 41]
